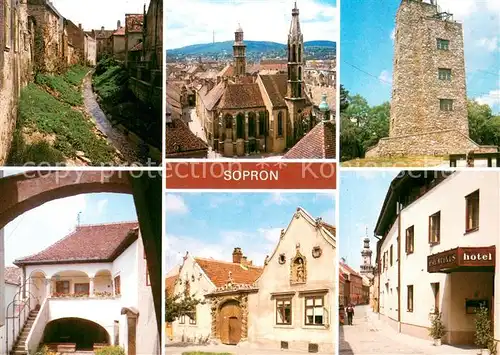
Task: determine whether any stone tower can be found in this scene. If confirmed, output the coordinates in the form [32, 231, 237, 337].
[285, 2, 308, 146]
[233, 24, 246, 76]
[360, 237, 374, 278]
[366, 0, 490, 157]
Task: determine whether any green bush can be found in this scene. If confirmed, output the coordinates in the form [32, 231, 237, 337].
[35, 73, 82, 106]
[428, 312, 445, 339]
[64, 65, 89, 85]
[475, 306, 492, 348]
[94, 346, 125, 355]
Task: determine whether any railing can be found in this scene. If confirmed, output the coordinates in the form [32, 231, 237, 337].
[5, 278, 41, 354]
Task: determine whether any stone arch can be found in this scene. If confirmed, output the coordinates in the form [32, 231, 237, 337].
[210, 294, 249, 344]
[0, 170, 161, 335]
[43, 317, 110, 350]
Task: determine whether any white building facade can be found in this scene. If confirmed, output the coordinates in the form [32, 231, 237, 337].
[13, 222, 159, 354]
[375, 171, 500, 346]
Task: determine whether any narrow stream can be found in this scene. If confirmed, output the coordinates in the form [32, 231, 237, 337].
[82, 74, 141, 164]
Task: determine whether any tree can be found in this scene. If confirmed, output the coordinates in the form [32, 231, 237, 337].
[340, 84, 350, 112]
[165, 292, 205, 323]
[468, 100, 500, 147]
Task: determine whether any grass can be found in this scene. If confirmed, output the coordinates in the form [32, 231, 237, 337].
[11, 81, 114, 165]
[341, 156, 447, 167]
[64, 64, 89, 85]
[35, 72, 83, 106]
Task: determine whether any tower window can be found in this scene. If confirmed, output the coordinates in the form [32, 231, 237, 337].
[437, 38, 450, 50]
[439, 99, 453, 111]
[298, 45, 302, 62]
[438, 68, 451, 81]
[292, 44, 296, 62]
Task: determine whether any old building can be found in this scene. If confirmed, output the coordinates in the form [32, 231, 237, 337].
[0, 0, 34, 164]
[64, 20, 85, 65]
[112, 21, 126, 61]
[12, 222, 159, 354]
[196, 4, 320, 157]
[124, 14, 143, 67]
[94, 26, 114, 60]
[339, 261, 362, 306]
[169, 208, 336, 353]
[375, 171, 500, 347]
[84, 32, 97, 66]
[367, 0, 498, 157]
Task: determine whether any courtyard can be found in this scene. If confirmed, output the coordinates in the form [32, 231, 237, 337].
[340, 306, 478, 354]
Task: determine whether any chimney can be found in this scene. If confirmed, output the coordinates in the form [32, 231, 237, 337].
[101, 26, 104, 32]
[232, 247, 243, 264]
[117, 20, 121, 29]
[78, 24, 82, 30]
[241, 256, 248, 265]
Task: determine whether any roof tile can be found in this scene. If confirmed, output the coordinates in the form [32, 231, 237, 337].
[283, 121, 336, 159]
[195, 258, 263, 287]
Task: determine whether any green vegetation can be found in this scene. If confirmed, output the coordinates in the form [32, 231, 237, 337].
[166, 292, 205, 323]
[8, 65, 115, 166]
[64, 64, 89, 85]
[340, 85, 500, 163]
[182, 353, 232, 355]
[34, 346, 57, 355]
[94, 346, 126, 355]
[92, 57, 162, 149]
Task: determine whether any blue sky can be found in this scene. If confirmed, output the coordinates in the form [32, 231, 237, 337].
[165, 192, 336, 272]
[4, 193, 137, 266]
[166, 0, 338, 49]
[341, 0, 500, 113]
[339, 171, 398, 271]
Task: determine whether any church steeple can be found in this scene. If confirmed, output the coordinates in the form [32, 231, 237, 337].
[286, 2, 304, 100]
[233, 23, 246, 76]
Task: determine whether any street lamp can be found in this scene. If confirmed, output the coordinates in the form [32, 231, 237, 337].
[319, 93, 330, 121]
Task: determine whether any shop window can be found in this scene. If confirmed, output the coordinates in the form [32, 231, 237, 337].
[390, 245, 393, 266]
[431, 283, 440, 314]
[438, 68, 452, 81]
[407, 285, 414, 312]
[437, 38, 450, 50]
[305, 296, 324, 326]
[406, 226, 414, 254]
[55, 281, 70, 295]
[429, 212, 441, 245]
[465, 190, 479, 232]
[439, 99, 453, 111]
[276, 298, 292, 325]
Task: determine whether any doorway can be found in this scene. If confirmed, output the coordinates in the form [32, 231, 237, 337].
[219, 300, 242, 345]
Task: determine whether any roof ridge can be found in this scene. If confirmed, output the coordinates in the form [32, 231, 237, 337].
[77, 220, 138, 228]
[195, 257, 263, 269]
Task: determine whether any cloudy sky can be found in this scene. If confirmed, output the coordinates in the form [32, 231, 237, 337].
[4, 192, 137, 266]
[50, 0, 149, 31]
[165, 192, 336, 273]
[339, 171, 398, 271]
[342, 0, 500, 113]
[166, 0, 338, 49]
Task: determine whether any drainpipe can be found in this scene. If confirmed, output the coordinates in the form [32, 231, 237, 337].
[397, 199, 402, 333]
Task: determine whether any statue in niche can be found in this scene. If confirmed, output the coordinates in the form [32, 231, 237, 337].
[290, 244, 307, 284]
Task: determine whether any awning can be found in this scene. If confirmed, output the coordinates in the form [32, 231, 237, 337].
[427, 246, 495, 273]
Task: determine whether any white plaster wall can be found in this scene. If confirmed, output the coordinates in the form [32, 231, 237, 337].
[399, 172, 499, 333]
[112, 240, 139, 309]
[0, 283, 22, 354]
[25, 263, 113, 280]
[171, 253, 215, 342]
[378, 221, 399, 324]
[135, 235, 160, 354]
[248, 210, 335, 352]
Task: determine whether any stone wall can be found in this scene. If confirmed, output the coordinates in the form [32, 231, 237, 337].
[144, 0, 162, 68]
[365, 129, 491, 158]
[390, 0, 468, 138]
[64, 20, 84, 64]
[113, 35, 126, 60]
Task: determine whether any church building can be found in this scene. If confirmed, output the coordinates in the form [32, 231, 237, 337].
[196, 4, 322, 157]
[168, 208, 336, 353]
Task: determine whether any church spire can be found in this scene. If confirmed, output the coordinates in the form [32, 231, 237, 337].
[233, 23, 246, 76]
[286, 2, 304, 100]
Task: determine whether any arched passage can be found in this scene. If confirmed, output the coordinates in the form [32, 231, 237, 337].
[0, 170, 162, 336]
[218, 300, 242, 345]
[42, 318, 109, 350]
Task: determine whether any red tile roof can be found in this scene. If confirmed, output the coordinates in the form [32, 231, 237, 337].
[114, 26, 125, 36]
[259, 74, 288, 108]
[165, 275, 178, 297]
[340, 262, 362, 279]
[125, 14, 144, 33]
[195, 257, 263, 287]
[94, 29, 114, 39]
[283, 121, 336, 159]
[165, 117, 208, 157]
[218, 83, 265, 110]
[14, 222, 139, 265]
[5, 266, 21, 285]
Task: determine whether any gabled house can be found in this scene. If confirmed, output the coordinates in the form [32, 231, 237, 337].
[12, 222, 158, 354]
[170, 207, 336, 353]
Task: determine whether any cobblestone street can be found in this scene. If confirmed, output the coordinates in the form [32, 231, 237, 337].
[340, 306, 478, 355]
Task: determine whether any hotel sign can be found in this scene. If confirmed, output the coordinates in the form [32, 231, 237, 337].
[428, 246, 495, 273]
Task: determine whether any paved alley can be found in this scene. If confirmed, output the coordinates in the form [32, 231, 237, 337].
[340, 305, 478, 355]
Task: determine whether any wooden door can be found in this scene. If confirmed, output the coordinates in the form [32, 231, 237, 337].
[219, 301, 242, 345]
